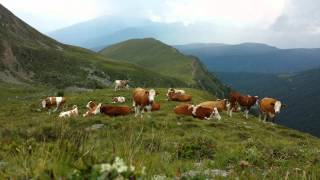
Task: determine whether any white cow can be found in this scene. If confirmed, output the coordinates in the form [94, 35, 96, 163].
[59, 105, 78, 118]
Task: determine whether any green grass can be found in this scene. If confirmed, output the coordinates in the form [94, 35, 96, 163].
[0, 83, 319, 179]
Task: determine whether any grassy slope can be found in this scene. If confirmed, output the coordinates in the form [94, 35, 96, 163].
[0, 5, 185, 89]
[0, 83, 319, 179]
[100, 38, 229, 97]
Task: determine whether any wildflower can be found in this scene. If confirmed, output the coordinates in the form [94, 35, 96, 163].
[100, 163, 112, 173]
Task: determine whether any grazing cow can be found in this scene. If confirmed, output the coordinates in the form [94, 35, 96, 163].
[174, 103, 194, 116]
[192, 106, 221, 120]
[229, 92, 241, 113]
[237, 95, 259, 119]
[41, 97, 66, 114]
[259, 97, 286, 122]
[112, 96, 126, 103]
[59, 105, 78, 118]
[114, 80, 130, 91]
[83, 101, 102, 117]
[197, 99, 230, 112]
[132, 88, 157, 118]
[167, 91, 192, 102]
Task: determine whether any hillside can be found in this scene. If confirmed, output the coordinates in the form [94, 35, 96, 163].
[0, 4, 185, 89]
[176, 43, 320, 74]
[0, 83, 319, 178]
[100, 38, 230, 97]
[215, 69, 320, 137]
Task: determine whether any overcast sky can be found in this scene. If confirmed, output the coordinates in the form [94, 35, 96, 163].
[1, 0, 320, 48]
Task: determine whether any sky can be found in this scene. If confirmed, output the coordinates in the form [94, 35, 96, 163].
[1, 0, 320, 48]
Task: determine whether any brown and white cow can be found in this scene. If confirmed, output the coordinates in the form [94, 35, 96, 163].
[59, 105, 79, 118]
[174, 103, 194, 116]
[192, 106, 221, 120]
[236, 95, 259, 119]
[114, 80, 130, 91]
[83, 101, 131, 117]
[166, 88, 185, 98]
[132, 88, 157, 118]
[41, 97, 66, 114]
[229, 92, 241, 113]
[167, 91, 192, 102]
[144, 102, 160, 111]
[112, 96, 126, 103]
[83, 101, 102, 117]
[197, 99, 230, 112]
[259, 97, 286, 122]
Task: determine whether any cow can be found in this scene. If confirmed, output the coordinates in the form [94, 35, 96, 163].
[166, 88, 185, 97]
[197, 99, 230, 112]
[259, 97, 286, 123]
[132, 88, 157, 118]
[112, 97, 126, 103]
[229, 92, 242, 114]
[83, 101, 102, 117]
[144, 102, 160, 111]
[100, 105, 131, 116]
[114, 80, 130, 91]
[167, 91, 192, 102]
[191, 105, 221, 120]
[41, 97, 66, 114]
[174, 103, 194, 116]
[236, 95, 259, 119]
[83, 101, 131, 117]
[59, 105, 79, 118]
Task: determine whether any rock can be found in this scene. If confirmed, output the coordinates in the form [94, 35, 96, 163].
[85, 124, 105, 131]
[239, 160, 250, 168]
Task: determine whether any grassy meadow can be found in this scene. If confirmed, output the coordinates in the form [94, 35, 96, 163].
[0, 83, 320, 179]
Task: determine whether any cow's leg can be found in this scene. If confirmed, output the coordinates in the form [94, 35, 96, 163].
[140, 107, 144, 118]
[263, 114, 267, 122]
[134, 105, 139, 117]
[245, 109, 249, 119]
[114, 85, 118, 92]
[146, 105, 152, 118]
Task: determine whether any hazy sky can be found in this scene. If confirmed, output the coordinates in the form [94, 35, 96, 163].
[1, 0, 320, 48]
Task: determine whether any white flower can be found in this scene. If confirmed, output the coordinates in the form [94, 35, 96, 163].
[130, 165, 135, 172]
[141, 166, 146, 175]
[100, 163, 112, 173]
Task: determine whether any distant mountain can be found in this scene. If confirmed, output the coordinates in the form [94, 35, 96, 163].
[100, 38, 230, 97]
[176, 43, 320, 74]
[48, 16, 223, 51]
[215, 69, 320, 137]
[0, 4, 186, 89]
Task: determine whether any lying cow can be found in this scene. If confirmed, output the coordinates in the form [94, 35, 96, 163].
[197, 99, 230, 112]
[112, 97, 126, 103]
[59, 105, 78, 118]
[83, 101, 131, 117]
[133, 88, 157, 118]
[41, 96, 66, 114]
[114, 80, 130, 91]
[83, 101, 102, 117]
[166, 88, 185, 97]
[259, 97, 286, 122]
[192, 105, 221, 120]
[144, 102, 160, 111]
[174, 103, 194, 116]
[236, 95, 259, 119]
[167, 91, 192, 102]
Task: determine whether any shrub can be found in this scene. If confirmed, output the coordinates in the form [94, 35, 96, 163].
[176, 137, 216, 160]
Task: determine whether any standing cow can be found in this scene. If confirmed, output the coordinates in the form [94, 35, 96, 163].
[229, 92, 241, 113]
[114, 80, 130, 91]
[259, 97, 286, 123]
[237, 95, 259, 119]
[132, 88, 157, 118]
[41, 97, 66, 114]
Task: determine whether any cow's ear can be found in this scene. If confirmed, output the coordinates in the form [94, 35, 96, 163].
[145, 91, 149, 95]
[281, 104, 287, 108]
[270, 102, 275, 106]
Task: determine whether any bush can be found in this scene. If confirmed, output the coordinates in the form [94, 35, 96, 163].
[176, 137, 216, 160]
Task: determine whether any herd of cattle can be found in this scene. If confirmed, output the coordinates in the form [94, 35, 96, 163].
[41, 80, 286, 122]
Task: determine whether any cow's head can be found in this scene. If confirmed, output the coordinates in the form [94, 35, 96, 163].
[272, 100, 284, 113]
[72, 105, 78, 109]
[210, 107, 221, 121]
[86, 101, 97, 109]
[146, 89, 156, 103]
[41, 98, 48, 108]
